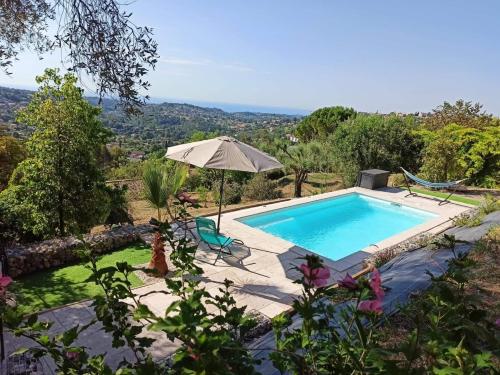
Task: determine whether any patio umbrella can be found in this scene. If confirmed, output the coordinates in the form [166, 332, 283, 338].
[165, 136, 283, 231]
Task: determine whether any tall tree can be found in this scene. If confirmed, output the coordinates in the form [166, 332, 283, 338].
[295, 106, 356, 142]
[0, 0, 158, 113]
[422, 100, 493, 130]
[0, 69, 111, 238]
[418, 124, 499, 187]
[329, 114, 423, 186]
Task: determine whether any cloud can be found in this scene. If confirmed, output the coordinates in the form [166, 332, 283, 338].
[159, 56, 254, 72]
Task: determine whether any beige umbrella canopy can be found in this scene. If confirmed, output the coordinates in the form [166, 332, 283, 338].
[165, 136, 283, 231]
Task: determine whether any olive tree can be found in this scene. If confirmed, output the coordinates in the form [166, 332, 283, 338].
[0, 0, 158, 113]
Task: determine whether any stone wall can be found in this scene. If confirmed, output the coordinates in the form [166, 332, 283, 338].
[5, 224, 155, 278]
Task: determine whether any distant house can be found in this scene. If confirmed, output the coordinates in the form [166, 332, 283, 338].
[285, 133, 298, 143]
[128, 151, 145, 161]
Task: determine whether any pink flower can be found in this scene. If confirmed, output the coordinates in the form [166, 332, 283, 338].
[0, 276, 12, 296]
[177, 192, 197, 204]
[495, 318, 500, 328]
[358, 299, 383, 315]
[370, 268, 384, 300]
[0, 276, 12, 288]
[299, 264, 331, 288]
[65, 351, 79, 361]
[338, 273, 358, 290]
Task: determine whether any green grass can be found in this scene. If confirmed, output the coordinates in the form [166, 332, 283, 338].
[404, 187, 481, 206]
[12, 243, 151, 313]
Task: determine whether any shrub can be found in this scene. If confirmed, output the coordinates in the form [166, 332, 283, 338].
[184, 172, 203, 191]
[106, 161, 144, 180]
[243, 174, 282, 201]
[329, 114, 423, 187]
[104, 185, 133, 227]
[479, 193, 499, 215]
[227, 170, 252, 185]
[265, 169, 285, 181]
[272, 250, 499, 374]
[213, 182, 243, 206]
[194, 186, 208, 207]
[389, 173, 406, 187]
[197, 168, 220, 190]
[453, 195, 498, 228]
[453, 212, 483, 227]
[371, 247, 397, 268]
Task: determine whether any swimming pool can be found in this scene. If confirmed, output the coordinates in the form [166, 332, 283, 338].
[238, 193, 437, 261]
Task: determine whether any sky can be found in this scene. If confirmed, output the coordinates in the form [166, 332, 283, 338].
[1, 0, 499, 115]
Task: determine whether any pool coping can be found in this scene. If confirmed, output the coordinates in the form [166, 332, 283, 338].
[215, 187, 472, 272]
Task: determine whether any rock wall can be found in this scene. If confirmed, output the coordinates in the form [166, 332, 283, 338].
[5, 224, 155, 278]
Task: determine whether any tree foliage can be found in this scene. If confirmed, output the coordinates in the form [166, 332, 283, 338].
[0, 0, 158, 113]
[0, 69, 111, 239]
[295, 106, 356, 142]
[142, 160, 187, 221]
[329, 114, 423, 186]
[422, 100, 494, 130]
[280, 142, 323, 197]
[243, 173, 282, 201]
[0, 133, 26, 190]
[419, 124, 500, 187]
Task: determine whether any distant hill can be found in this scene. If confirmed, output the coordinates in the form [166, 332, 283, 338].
[0, 86, 301, 151]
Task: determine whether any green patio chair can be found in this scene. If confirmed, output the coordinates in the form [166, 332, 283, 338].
[195, 217, 244, 264]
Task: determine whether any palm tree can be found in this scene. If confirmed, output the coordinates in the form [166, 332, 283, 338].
[143, 162, 169, 221]
[163, 162, 188, 220]
[142, 161, 188, 221]
[279, 142, 320, 198]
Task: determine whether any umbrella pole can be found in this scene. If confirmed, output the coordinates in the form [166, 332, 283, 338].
[217, 169, 225, 233]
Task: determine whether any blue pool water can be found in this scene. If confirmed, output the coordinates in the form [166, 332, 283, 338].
[238, 193, 437, 261]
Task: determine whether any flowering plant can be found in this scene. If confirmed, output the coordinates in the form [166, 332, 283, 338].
[271, 254, 387, 373]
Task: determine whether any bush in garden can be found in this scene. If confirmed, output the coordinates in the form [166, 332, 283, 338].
[479, 193, 499, 215]
[329, 114, 423, 187]
[103, 185, 133, 227]
[213, 182, 243, 206]
[271, 256, 386, 373]
[226, 170, 253, 185]
[196, 168, 220, 190]
[271, 251, 499, 374]
[389, 172, 406, 187]
[453, 194, 499, 228]
[265, 169, 285, 181]
[243, 174, 282, 201]
[184, 172, 203, 191]
[453, 211, 483, 228]
[195, 185, 209, 207]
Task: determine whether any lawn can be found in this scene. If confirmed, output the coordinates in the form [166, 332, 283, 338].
[404, 187, 481, 206]
[12, 243, 151, 313]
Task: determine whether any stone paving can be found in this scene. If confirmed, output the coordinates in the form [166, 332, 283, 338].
[0, 188, 472, 373]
